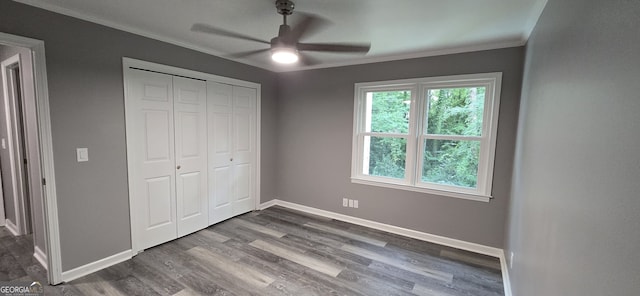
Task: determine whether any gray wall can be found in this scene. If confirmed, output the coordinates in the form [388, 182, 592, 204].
[506, 0, 640, 295]
[0, 43, 47, 255]
[277, 47, 523, 247]
[0, 0, 278, 271]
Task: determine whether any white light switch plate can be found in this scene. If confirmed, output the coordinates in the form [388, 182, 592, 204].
[1, 138, 5, 149]
[76, 148, 89, 162]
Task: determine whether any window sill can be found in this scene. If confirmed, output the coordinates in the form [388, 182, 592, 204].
[351, 178, 492, 202]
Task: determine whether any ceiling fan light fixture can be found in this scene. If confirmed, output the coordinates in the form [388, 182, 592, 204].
[192, 0, 370, 66]
[271, 47, 299, 64]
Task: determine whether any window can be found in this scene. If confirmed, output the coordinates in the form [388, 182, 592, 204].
[351, 73, 502, 201]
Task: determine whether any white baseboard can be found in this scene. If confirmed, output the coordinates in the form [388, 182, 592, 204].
[499, 251, 513, 296]
[5, 219, 19, 236]
[260, 199, 503, 258]
[34, 246, 48, 270]
[260, 199, 512, 294]
[61, 249, 133, 283]
[257, 199, 277, 210]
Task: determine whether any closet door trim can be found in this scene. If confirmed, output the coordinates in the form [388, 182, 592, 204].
[123, 58, 261, 253]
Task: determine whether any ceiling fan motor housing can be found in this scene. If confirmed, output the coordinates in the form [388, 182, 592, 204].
[275, 0, 295, 15]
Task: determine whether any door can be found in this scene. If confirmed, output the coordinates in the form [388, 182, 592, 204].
[127, 69, 209, 250]
[207, 81, 256, 224]
[230, 86, 256, 216]
[207, 82, 233, 223]
[128, 69, 177, 250]
[173, 77, 208, 237]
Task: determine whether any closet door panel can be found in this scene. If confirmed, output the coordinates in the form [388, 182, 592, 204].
[207, 81, 234, 224]
[146, 176, 173, 227]
[232, 86, 257, 215]
[128, 69, 177, 250]
[174, 77, 208, 237]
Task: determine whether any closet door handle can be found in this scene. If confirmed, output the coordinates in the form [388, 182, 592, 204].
[230, 158, 233, 162]
[176, 165, 181, 170]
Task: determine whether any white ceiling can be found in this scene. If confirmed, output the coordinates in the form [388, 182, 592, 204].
[16, 0, 548, 72]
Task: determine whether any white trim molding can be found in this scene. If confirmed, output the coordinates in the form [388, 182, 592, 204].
[257, 199, 278, 210]
[500, 250, 513, 296]
[61, 250, 133, 283]
[259, 199, 511, 294]
[34, 246, 48, 270]
[0, 32, 62, 285]
[5, 219, 20, 236]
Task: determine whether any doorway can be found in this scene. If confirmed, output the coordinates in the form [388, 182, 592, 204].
[1, 54, 32, 237]
[0, 32, 62, 284]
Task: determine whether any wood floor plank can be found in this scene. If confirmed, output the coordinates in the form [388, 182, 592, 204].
[249, 239, 344, 277]
[230, 218, 287, 238]
[349, 239, 476, 277]
[214, 221, 282, 244]
[72, 273, 128, 296]
[256, 213, 353, 248]
[187, 246, 275, 288]
[175, 270, 234, 296]
[0, 253, 28, 281]
[198, 229, 230, 243]
[245, 231, 416, 294]
[283, 233, 372, 266]
[98, 260, 185, 296]
[336, 269, 418, 296]
[171, 288, 201, 296]
[412, 283, 456, 296]
[227, 239, 362, 296]
[175, 232, 245, 262]
[341, 243, 454, 283]
[304, 222, 388, 247]
[439, 249, 502, 270]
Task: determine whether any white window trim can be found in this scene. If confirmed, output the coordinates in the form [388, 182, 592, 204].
[351, 73, 502, 202]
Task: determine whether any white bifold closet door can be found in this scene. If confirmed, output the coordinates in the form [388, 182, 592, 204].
[128, 69, 208, 250]
[207, 81, 257, 225]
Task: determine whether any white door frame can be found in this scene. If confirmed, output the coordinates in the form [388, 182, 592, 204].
[0, 32, 62, 284]
[1, 54, 31, 235]
[123, 57, 261, 253]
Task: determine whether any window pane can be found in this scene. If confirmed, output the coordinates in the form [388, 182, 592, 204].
[363, 136, 406, 179]
[422, 139, 480, 188]
[365, 90, 411, 134]
[426, 87, 485, 136]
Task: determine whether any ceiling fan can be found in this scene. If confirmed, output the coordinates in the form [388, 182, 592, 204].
[191, 0, 371, 65]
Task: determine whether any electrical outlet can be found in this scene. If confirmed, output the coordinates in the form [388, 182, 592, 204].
[510, 252, 514, 269]
[343, 198, 349, 207]
[353, 200, 359, 208]
[348, 199, 354, 207]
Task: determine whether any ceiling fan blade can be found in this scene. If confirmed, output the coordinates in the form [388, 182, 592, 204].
[226, 48, 271, 59]
[298, 42, 371, 53]
[298, 52, 321, 66]
[287, 13, 329, 42]
[191, 23, 271, 45]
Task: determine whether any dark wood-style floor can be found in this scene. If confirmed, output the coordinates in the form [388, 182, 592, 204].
[1, 206, 504, 295]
